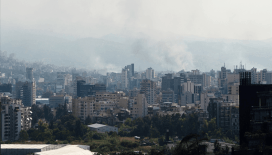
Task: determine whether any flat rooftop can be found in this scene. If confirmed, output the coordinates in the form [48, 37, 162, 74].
[1, 144, 49, 149]
[35, 145, 95, 155]
[88, 123, 106, 128]
[1, 144, 95, 155]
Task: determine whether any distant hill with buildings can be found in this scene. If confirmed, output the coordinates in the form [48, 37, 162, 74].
[2, 30, 272, 73]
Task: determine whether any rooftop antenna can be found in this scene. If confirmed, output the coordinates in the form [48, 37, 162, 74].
[224, 63, 225, 67]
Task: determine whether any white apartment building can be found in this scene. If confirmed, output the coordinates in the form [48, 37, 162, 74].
[121, 68, 128, 89]
[146, 68, 155, 79]
[1, 96, 32, 141]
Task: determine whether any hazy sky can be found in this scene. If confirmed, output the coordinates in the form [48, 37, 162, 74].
[1, 0, 272, 73]
[2, 0, 272, 40]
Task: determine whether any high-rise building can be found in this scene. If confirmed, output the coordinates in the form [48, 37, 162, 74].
[124, 63, 134, 79]
[162, 74, 173, 91]
[162, 89, 175, 103]
[210, 69, 215, 78]
[22, 81, 36, 107]
[121, 68, 128, 89]
[188, 73, 207, 87]
[181, 80, 195, 94]
[191, 69, 200, 75]
[16, 81, 36, 107]
[140, 79, 156, 104]
[265, 72, 272, 84]
[146, 67, 155, 80]
[207, 99, 239, 135]
[130, 94, 148, 118]
[56, 72, 72, 93]
[77, 80, 106, 98]
[129, 78, 142, 90]
[218, 66, 228, 94]
[1, 96, 32, 141]
[131, 63, 134, 76]
[72, 97, 95, 121]
[26, 68, 33, 81]
[49, 95, 72, 108]
[239, 72, 272, 146]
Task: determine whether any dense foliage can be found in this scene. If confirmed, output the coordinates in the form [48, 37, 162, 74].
[118, 113, 237, 142]
[31, 104, 54, 126]
[27, 114, 89, 143]
[24, 105, 239, 154]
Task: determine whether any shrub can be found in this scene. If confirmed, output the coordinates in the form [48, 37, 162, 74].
[92, 133, 106, 140]
[108, 137, 119, 145]
[62, 140, 68, 144]
[120, 140, 139, 148]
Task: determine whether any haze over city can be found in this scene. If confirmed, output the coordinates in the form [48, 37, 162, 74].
[2, 0, 272, 73]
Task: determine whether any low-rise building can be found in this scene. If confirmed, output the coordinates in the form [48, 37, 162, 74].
[88, 123, 118, 134]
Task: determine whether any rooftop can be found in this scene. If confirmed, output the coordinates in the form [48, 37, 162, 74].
[35, 145, 95, 155]
[2, 144, 49, 149]
[88, 123, 107, 128]
[1, 144, 95, 155]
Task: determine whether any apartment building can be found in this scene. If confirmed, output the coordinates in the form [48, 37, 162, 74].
[94, 101, 116, 111]
[140, 79, 156, 104]
[130, 94, 148, 119]
[200, 93, 215, 112]
[208, 100, 239, 135]
[161, 89, 175, 103]
[1, 96, 32, 141]
[49, 95, 72, 108]
[95, 92, 128, 109]
[146, 67, 155, 80]
[72, 97, 95, 121]
[15, 81, 36, 107]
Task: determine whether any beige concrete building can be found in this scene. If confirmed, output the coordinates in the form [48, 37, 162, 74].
[227, 73, 240, 84]
[227, 83, 239, 95]
[94, 101, 116, 111]
[200, 93, 215, 112]
[222, 94, 239, 104]
[251, 68, 267, 84]
[95, 92, 128, 109]
[72, 97, 95, 121]
[182, 81, 194, 93]
[130, 94, 148, 119]
[140, 79, 156, 104]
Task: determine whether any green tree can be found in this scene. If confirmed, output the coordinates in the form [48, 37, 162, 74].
[158, 136, 165, 146]
[85, 115, 92, 125]
[19, 130, 29, 142]
[201, 118, 224, 139]
[173, 134, 207, 155]
[124, 118, 132, 126]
